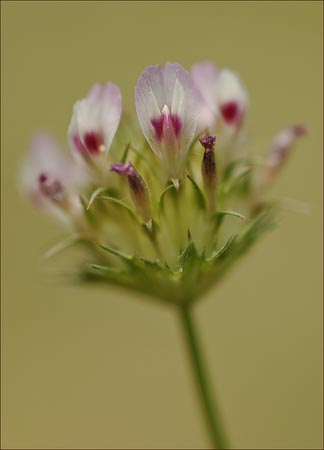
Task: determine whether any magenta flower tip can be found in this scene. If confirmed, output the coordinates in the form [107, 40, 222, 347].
[220, 101, 242, 125]
[110, 161, 135, 176]
[199, 135, 216, 151]
[292, 124, 307, 137]
[38, 173, 48, 183]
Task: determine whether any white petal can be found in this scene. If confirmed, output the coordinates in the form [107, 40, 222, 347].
[191, 61, 219, 131]
[164, 63, 198, 158]
[68, 82, 122, 154]
[100, 83, 122, 151]
[74, 99, 101, 139]
[135, 62, 198, 160]
[135, 65, 165, 157]
[67, 102, 80, 152]
[86, 83, 103, 103]
[216, 69, 248, 111]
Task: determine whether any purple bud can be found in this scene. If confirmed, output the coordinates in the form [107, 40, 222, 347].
[111, 162, 151, 223]
[267, 125, 306, 170]
[260, 124, 306, 190]
[199, 135, 216, 151]
[200, 135, 217, 212]
[110, 161, 135, 176]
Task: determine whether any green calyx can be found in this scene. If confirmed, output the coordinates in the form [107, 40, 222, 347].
[45, 131, 278, 305]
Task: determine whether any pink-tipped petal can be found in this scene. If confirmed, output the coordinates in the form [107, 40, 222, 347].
[217, 69, 248, 126]
[86, 83, 103, 103]
[110, 161, 135, 176]
[68, 82, 122, 158]
[100, 83, 122, 152]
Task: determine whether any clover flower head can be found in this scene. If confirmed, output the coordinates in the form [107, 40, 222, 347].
[21, 61, 306, 304]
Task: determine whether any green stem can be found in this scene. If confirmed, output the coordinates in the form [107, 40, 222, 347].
[178, 304, 230, 449]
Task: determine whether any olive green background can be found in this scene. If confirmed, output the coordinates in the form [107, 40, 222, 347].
[2, 1, 323, 449]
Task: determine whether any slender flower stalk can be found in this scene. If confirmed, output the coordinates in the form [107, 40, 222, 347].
[179, 304, 230, 449]
[20, 61, 306, 449]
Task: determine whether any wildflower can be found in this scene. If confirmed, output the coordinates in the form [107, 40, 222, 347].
[135, 62, 198, 180]
[21, 133, 86, 222]
[21, 63, 305, 299]
[68, 82, 122, 163]
[22, 61, 306, 450]
[192, 61, 248, 131]
[22, 61, 305, 298]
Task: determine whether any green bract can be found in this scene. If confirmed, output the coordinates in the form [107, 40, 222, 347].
[61, 134, 276, 305]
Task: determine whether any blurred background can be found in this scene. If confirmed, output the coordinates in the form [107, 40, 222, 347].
[2, 1, 322, 448]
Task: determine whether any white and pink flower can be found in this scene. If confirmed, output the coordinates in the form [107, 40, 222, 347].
[135, 62, 198, 178]
[191, 61, 248, 132]
[68, 83, 122, 161]
[21, 133, 87, 220]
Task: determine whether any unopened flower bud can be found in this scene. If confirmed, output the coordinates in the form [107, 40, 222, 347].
[200, 135, 217, 212]
[268, 125, 306, 170]
[262, 125, 306, 187]
[111, 162, 151, 223]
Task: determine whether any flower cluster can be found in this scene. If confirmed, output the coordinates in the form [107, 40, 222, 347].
[21, 61, 305, 304]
